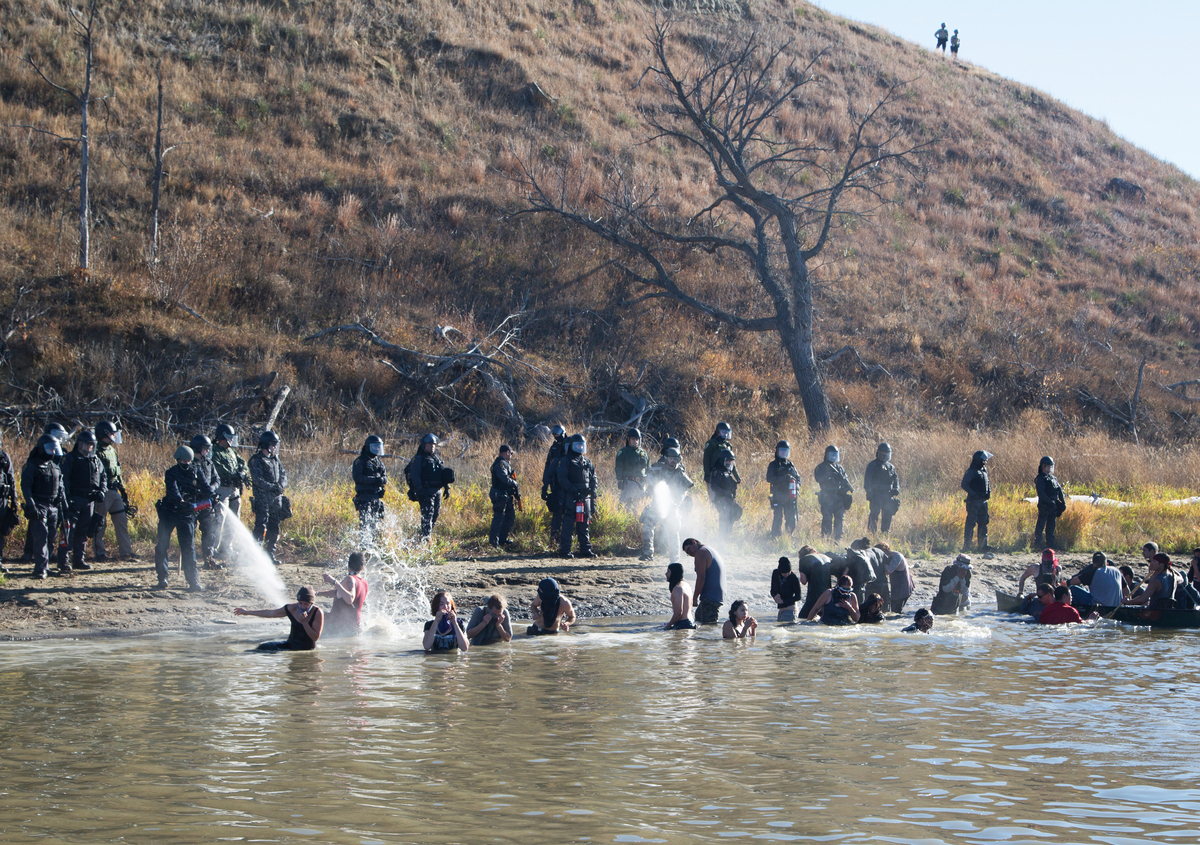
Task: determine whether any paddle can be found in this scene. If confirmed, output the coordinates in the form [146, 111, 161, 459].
[1103, 572, 1154, 620]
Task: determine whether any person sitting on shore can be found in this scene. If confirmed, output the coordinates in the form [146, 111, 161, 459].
[722, 600, 757, 639]
[318, 551, 369, 638]
[1040, 584, 1093, 625]
[902, 607, 933, 633]
[1124, 553, 1178, 610]
[1020, 582, 1055, 619]
[807, 574, 860, 625]
[528, 577, 576, 635]
[422, 590, 469, 652]
[1018, 548, 1059, 595]
[771, 556, 802, 622]
[664, 563, 695, 630]
[859, 592, 885, 624]
[466, 594, 513, 646]
[235, 586, 324, 651]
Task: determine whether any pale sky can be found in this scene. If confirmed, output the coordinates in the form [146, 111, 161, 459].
[812, 1, 1200, 178]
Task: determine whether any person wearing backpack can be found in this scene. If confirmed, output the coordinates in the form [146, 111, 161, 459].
[406, 434, 452, 541]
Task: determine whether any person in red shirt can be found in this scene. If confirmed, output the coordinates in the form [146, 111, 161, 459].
[1040, 585, 1096, 625]
[319, 551, 370, 637]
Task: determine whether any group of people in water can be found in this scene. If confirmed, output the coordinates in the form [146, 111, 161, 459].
[1012, 543, 1200, 625]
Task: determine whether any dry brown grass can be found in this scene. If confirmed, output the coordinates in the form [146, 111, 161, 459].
[0, 0, 1196, 448]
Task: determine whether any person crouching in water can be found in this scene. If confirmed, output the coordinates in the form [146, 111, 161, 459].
[723, 600, 757, 639]
[859, 592, 886, 624]
[318, 551, 369, 638]
[422, 590, 468, 652]
[235, 586, 324, 651]
[807, 574, 860, 625]
[903, 607, 933, 633]
[771, 556, 802, 622]
[663, 562, 695, 630]
[528, 577, 576, 635]
[466, 594, 513, 646]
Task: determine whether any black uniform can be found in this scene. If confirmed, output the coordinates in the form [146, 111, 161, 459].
[61, 446, 107, 570]
[814, 460, 853, 542]
[709, 463, 741, 539]
[1033, 471, 1066, 550]
[192, 451, 221, 564]
[541, 436, 567, 540]
[154, 462, 209, 588]
[352, 451, 388, 542]
[407, 450, 446, 540]
[864, 458, 900, 534]
[765, 458, 802, 538]
[0, 447, 17, 560]
[796, 552, 833, 619]
[961, 459, 990, 550]
[249, 451, 288, 559]
[557, 452, 598, 557]
[488, 456, 520, 547]
[21, 449, 67, 577]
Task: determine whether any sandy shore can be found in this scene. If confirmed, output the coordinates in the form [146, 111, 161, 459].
[0, 539, 1144, 639]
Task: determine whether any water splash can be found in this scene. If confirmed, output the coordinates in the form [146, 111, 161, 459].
[220, 509, 287, 606]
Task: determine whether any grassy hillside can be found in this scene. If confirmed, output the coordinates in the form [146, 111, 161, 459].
[1, 0, 1198, 449]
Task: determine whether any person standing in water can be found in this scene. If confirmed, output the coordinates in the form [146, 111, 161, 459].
[235, 586, 324, 651]
[684, 537, 726, 625]
[318, 551, 370, 638]
[771, 556, 802, 622]
[663, 562, 695, 630]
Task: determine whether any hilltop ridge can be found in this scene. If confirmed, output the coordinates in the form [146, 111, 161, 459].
[0, 0, 1197, 445]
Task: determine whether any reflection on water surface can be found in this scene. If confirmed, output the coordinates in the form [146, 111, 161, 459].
[1, 612, 1199, 844]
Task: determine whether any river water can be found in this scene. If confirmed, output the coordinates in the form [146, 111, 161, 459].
[2, 611, 1199, 845]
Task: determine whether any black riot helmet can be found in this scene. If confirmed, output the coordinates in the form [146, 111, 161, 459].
[626, 427, 642, 442]
[972, 450, 992, 464]
[567, 433, 587, 455]
[549, 424, 566, 439]
[190, 434, 212, 453]
[76, 428, 97, 445]
[36, 434, 63, 459]
[95, 420, 120, 440]
[422, 433, 439, 445]
[364, 434, 384, 457]
[45, 422, 69, 441]
[661, 435, 681, 456]
[258, 430, 281, 449]
[715, 422, 731, 440]
[214, 423, 237, 443]
[877, 442, 892, 461]
[776, 440, 791, 459]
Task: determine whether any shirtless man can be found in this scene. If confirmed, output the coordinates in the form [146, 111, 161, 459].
[528, 577, 576, 634]
[664, 562, 694, 630]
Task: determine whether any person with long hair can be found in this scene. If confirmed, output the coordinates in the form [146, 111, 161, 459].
[722, 600, 757, 639]
[664, 563, 695, 630]
[528, 577, 575, 635]
[422, 590, 469, 652]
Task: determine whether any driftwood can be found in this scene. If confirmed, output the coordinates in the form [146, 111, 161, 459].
[1157, 380, 1200, 402]
[305, 312, 535, 433]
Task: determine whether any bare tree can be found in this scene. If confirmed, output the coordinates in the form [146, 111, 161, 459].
[149, 61, 182, 263]
[513, 18, 927, 433]
[17, 0, 106, 271]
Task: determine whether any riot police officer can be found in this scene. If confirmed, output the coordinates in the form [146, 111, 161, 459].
[709, 448, 742, 539]
[249, 430, 288, 562]
[864, 442, 900, 534]
[765, 440, 802, 539]
[406, 433, 452, 540]
[19, 422, 68, 563]
[92, 420, 138, 561]
[614, 428, 649, 509]
[638, 446, 693, 562]
[211, 423, 251, 560]
[61, 429, 107, 572]
[21, 434, 67, 579]
[190, 434, 222, 569]
[962, 450, 992, 552]
[557, 434, 598, 558]
[154, 445, 207, 591]
[0, 430, 20, 567]
[352, 434, 388, 545]
[488, 444, 520, 548]
[814, 445, 853, 542]
[541, 424, 568, 540]
[702, 422, 739, 499]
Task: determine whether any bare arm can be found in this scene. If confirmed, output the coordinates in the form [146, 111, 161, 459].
[843, 596, 860, 624]
[234, 607, 287, 618]
[452, 614, 470, 651]
[423, 612, 444, 650]
[722, 619, 736, 639]
[806, 591, 831, 622]
[298, 606, 323, 642]
[692, 552, 710, 605]
[321, 572, 357, 605]
[559, 597, 576, 632]
[1017, 565, 1036, 595]
[497, 611, 513, 643]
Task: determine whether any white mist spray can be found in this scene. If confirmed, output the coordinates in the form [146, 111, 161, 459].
[220, 509, 288, 606]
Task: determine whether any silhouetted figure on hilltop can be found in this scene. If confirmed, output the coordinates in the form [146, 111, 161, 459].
[935, 23, 949, 53]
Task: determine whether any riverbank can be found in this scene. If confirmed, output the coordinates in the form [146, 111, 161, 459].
[0, 544, 1142, 640]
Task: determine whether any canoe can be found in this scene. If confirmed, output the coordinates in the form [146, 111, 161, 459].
[994, 589, 1200, 629]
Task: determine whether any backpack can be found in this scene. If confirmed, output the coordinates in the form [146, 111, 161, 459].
[403, 458, 419, 501]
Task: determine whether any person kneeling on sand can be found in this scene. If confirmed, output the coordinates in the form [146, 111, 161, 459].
[423, 590, 469, 652]
[807, 574, 860, 625]
[466, 594, 513, 646]
[722, 600, 757, 639]
[528, 577, 576, 635]
[664, 563, 695, 630]
[236, 586, 324, 651]
[902, 608, 933, 633]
